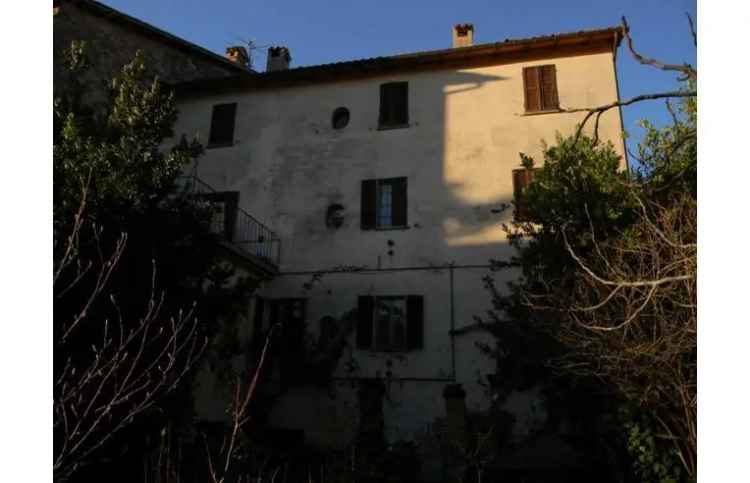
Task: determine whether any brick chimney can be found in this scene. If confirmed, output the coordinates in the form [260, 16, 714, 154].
[452, 24, 474, 48]
[266, 46, 291, 72]
[225, 46, 249, 68]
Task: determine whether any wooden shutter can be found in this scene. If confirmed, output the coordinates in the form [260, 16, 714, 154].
[523, 67, 541, 113]
[222, 191, 239, 241]
[379, 82, 408, 127]
[252, 297, 265, 353]
[379, 84, 391, 126]
[361, 179, 377, 229]
[393, 82, 408, 125]
[357, 296, 374, 349]
[391, 177, 408, 227]
[208, 103, 237, 145]
[406, 295, 424, 350]
[512, 168, 537, 221]
[540, 65, 559, 110]
[269, 301, 279, 325]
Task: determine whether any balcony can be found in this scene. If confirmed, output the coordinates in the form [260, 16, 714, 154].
[180, 175, 280, 276]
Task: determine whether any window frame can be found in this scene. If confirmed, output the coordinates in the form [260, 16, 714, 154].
[356, 295, 424, 352]
[208, 102, 237, 148]
[361, 177, 408, 230]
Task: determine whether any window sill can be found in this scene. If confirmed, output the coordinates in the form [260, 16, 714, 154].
[377, 123, 410, 131]
[522, 109, 562, 117]
[365, 348, 419, 354]
[373, 225, 409, 231]
[206, 141, 235, 149]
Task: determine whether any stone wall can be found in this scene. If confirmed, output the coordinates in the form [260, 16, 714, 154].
[54, 2, 245, 101]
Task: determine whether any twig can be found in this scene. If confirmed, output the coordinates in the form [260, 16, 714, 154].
[621, 16, 696, 80]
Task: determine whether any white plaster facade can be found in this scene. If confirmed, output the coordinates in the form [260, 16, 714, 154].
[172, 29, 626, 464]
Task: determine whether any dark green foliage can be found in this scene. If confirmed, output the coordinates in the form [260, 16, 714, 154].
[482, 85, 697, 481]
[54, 43, 256, 481]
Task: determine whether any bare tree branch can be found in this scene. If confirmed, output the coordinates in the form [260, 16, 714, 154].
[621, 16, 697, 80]
[686, 13, 697, 47]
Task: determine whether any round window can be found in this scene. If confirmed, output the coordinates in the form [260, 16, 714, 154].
[331, 107, 350, 129]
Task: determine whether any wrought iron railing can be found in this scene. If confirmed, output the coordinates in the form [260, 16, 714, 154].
[179, 175, 280, 268]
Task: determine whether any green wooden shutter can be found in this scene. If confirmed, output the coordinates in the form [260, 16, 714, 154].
[361, 179, 377, 229]
[406, 295, 424, 350]
[523, 67, 541, 112]
[391, 177, 408, 227]
[357, 296, 375, 349]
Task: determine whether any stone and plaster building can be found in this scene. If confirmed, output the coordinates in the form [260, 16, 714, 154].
[171, 23, 627, 480]
[54, 0, 251, 101]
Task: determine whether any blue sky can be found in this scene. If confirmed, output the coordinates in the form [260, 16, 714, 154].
[101, 0, 696, 150]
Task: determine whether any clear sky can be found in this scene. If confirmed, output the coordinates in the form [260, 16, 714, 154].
[100, 0, 697, 152]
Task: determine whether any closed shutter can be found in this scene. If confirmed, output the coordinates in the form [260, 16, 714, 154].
[379, 84, 391, 126]
[361, 179, 377, 229]
[223, 191, 239, 241]
[406, 295, 424, 350]
[393, 82, 408, 125]
[540, 65, 559, 110]
[523, 67, 541, 113]
[391, 177, 408, 227]
[379, 82, 408, 127]
[252, 297, 265, 352]
[512, 168, 537, 221]
[208, 103, 237, 145]
[357, 296, 375, 349]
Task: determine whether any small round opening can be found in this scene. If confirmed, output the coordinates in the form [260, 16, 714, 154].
[332, 107, 350, 129]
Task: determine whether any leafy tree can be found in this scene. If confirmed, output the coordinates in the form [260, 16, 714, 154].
[54, 42, 257, 482]
[482, 19, 697, 481]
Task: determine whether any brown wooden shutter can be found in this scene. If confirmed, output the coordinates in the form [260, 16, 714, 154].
[357, 296, 375, 349]
[361, 179, 377, 229]
[406, 295, 424, 350]
[391, 177, 408, 227]
[523, 67, 541, 113]
[512, 168, 537, 221]
[540, 65, 559, 110]
[209, 103, 237, 145]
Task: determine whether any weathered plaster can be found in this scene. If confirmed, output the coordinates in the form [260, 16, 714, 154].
[173, 49, 625, 462]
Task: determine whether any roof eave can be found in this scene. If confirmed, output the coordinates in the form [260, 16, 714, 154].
[174, 27, 622, 96]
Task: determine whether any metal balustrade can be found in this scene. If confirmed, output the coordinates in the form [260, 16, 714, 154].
[179, 175, 280, 268]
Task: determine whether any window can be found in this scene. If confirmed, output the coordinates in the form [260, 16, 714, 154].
[361, 177, 407, 229]
[378, 82, 409, 128]
[356, 295, 424, 351]
[332, 107, 350, 129]
[208, 103, 237, 146]
[523, 65, 559, 113]
[512, 168, 539, 221]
